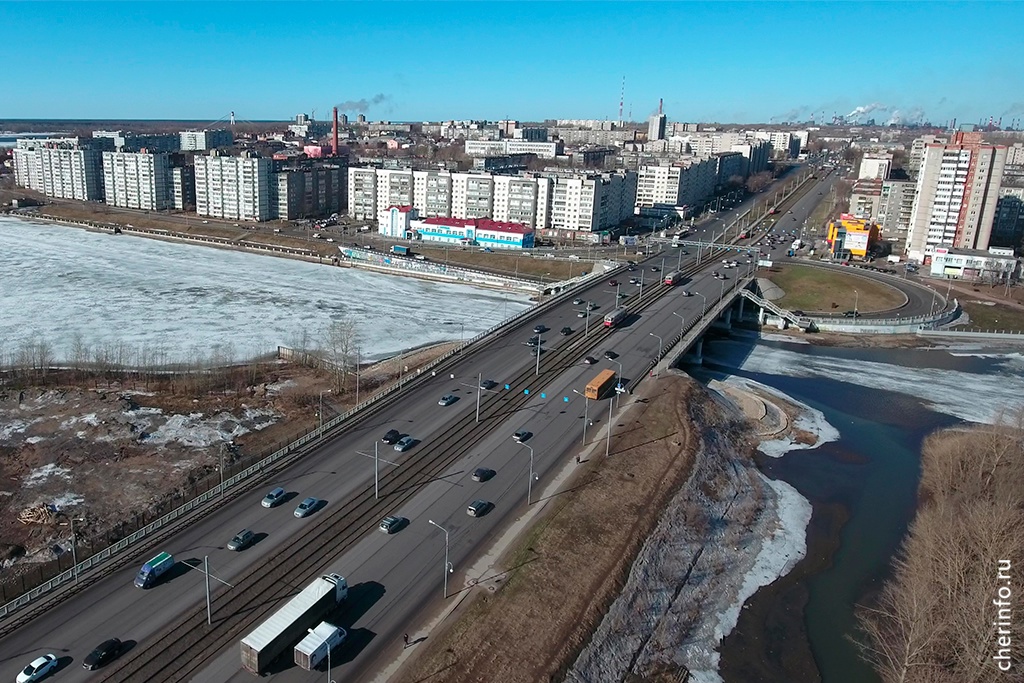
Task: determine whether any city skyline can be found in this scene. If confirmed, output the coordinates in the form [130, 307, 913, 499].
[2, 1, 1021, 125]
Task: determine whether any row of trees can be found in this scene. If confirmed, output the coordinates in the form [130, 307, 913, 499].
[856, 411, 1024, 682]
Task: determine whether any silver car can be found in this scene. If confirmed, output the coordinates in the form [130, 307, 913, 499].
[394, 436, 415, 452]
[227, 529, 254, 551]
[294, 497, 318, 518]
[261, 487, 286, 508]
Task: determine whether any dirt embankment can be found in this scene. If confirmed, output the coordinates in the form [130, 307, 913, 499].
[393, 372, 813, 683]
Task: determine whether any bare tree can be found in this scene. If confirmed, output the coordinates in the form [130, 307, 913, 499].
[320, 317, 360, 395]
[745, 171, 773, 194]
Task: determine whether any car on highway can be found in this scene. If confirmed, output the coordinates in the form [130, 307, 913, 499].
[572, 298, 584, 305]
[680, 290, 692, 297]
[583, 356, 597, 365]
[512, 429, 532, 443]
[650, 266, 660, 272]
[480, 379, 498, 390]
[378, 515, 406, 534]
[533, 324, 547, 334]
[604, 350, 618, 360]
[261, 487, 286, 508]
[467, 499, 493, 517]
[83, 638, 123, 670]
[394, 436, 415, 452]
[438, 393, 458, 406]
[608, 279, 618, 286]
[17, 655, 58, 683]
[294, 497, 318, 518]
[627, 266, 636, 271]
[586, 302, 598, 310]
[382, 429, 402, 444]
[526, 336, 540, 347]
[227, 529, 255, 551]
[577, 311, 587, 318]
[560, 326, 573, 335]
[472, 468, 496, 482]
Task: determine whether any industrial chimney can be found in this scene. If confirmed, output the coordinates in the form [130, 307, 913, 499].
[332, 106, 339, 157]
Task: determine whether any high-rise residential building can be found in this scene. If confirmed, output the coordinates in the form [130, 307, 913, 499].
[493, 175, 551, 228]
[908, 135, 946, 174]
[412, 169, 454, 218]
[513, 127, 548, 142]
[753, 131, 801, 159]
[464, 139, 563, 158]
[180, 129, 234, 151]
[877, 180, 916, 238]
[992, 187, 1024, 250]
[849, 179, 883, 219]
[905, 132, 1006, 260]
[347, 167, 378, 220]
[14, 143, 105, 200]
[101, 151, 174, 210]
[547, 170, 637, 232]
[451, 172, 495, 220]
[374, 168, 414, 225]
[93, 131, 180, 153]
[194, 151, 272, 221]
[172, 166, 196, 210]
[635, 158, 716, 211]
[273, 164, 346, 220]
[858, 153, 892, 180]
[648, 113, 667, 142]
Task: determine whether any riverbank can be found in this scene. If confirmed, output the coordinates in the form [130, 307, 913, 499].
[385, 369, 830, 683]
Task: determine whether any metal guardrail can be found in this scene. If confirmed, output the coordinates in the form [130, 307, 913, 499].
[0, 260, 627, 621]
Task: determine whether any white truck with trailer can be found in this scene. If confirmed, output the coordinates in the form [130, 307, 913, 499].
[240, 573, 348, 675]
[294, 622, 347, 671]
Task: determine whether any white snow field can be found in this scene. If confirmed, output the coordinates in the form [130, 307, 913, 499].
[0, 216, 532, 363]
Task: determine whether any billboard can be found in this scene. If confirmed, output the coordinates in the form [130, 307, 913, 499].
[845, 231, 870, 254]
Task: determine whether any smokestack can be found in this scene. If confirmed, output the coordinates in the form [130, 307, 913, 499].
[658, 98, 663, 116]
[332, 106, 339, 157]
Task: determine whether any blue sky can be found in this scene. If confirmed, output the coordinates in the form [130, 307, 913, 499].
[1, 1, 1021, 125]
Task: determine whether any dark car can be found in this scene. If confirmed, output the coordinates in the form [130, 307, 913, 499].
[843, 310, 861, 318]
[526, 336, 540, 347]
[472, 467, 496, 482]
[467, 499, 493, 517]
[381, 429, 401, 444]
[627, 266, 637, 271]
[560, 326, 573, 335]
[583, 356, 597, 365]
[512, 429, 532, 443]
[792, 309, 806, 316]
[227, 529, 255, 551]
[378, 515, 407, 534]
[603, 350, 618, 360]
[83, 638, 122, 670]
[480, 379, 498, 390]
[608, 279, 618, 286]
[533, 324, 547, 334]
[649, 266, 659, 272]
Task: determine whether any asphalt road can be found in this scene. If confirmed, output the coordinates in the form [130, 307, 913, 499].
[0, 168, 807, 682]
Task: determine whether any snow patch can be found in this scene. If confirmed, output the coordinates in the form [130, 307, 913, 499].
[145, 412, 247, 448]
[264, 380, 295, 395]
[689, 476, 813, 683]
[759, 333, 811, 344]
[25, 436, 46, 444]
[0, 419, 33, 441]
[50, 493, 85, 508]
[24, 464, 72, 486]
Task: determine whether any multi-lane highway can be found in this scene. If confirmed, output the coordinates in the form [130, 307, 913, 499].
[0, 172, 813, 683]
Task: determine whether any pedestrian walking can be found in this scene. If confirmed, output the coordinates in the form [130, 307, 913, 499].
[403, 633, 410, 648]
[575, 455, 581, 464]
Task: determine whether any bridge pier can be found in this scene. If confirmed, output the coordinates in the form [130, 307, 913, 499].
[737, 296, 746, 321]
[682, 337, 703, 365]
[713, 307, 733, 330]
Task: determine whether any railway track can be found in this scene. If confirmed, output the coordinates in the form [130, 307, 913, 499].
[100, 245, 743, 682]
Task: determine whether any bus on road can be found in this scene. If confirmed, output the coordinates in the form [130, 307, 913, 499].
[585, 369, 618, 400]
[603, 307, 627, 328]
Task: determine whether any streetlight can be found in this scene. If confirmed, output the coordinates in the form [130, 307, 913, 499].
[610, 359, 624, 409]
[318, 389, 332, 435]
[518, 443, 537, 505]
[399, 362, 409, 389]
[354, 348, 360, 406]
[697, 292, 708, 321]
[59, 516, 85, 583]
[854, 289, 859, 316]
[672, 311, 686, 335]
[427, 520, 452, 599]
[649, 332, 663, 363]
[572, 388, 590, 445]
[308, 626, 338, 683]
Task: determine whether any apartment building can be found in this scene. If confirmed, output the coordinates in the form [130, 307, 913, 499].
[412, 170, 454, 218]
[493, 175, 551, 228]
[93, 131, 180, 153]
[858, 153, 892, 180]
[180, 129, 234, 151]
[906, 132, 1006, 260]
[101, 151, 174, 210]
[374, 168, 414, 225]
[547, 170, 636, 232]
[194, 151, 272, 221]
[172, 166, 196, 210]
[992, 187, 1024, 249]
[273, 165, 345, 220]
[464, 139, 563, 158]
[849, 179, 883, 219]
[635, 158, 716, 211]
[752, 131, 801, 159]
[451, 172, 494, 219]
[908, 135, 946, 174]
[348, 167, 378, 220]
[877, 180, 916, 238]
[14, 143, 105, 201]
[648, 113, 667, 142]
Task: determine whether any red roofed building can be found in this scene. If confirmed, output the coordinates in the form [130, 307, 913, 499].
[410, 216, 535, 249]
[380, 205, 418, 237]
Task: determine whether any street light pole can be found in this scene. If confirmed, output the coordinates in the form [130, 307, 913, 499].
[854, 289, 859, 316]
[318, 389, 332, 435]
[649, 332, 663, 364]
[605, 398, 613, 457]
[697, 292, 707, 321]
[476, 372, 482, 423]
[519, 443, 536, 505]
[672, 311, 685, 336]
[427, 520, 451, 599]
[374, 441, 379, 499]
[535, 335, 541, 376]
[61, 516, 85, 583]
[354, 348, 360, 406]
[572, 389, 589, 445]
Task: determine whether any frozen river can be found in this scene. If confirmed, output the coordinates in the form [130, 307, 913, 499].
[0, 216, 533, 363]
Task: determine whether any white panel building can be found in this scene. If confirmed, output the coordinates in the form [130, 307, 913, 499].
[348, 167, 378, 220]
[102, 151, 173, 210]
[194, 152, 272, 221]
[180, 129, 234, 151]
[374, 168, 414, 226]
[451, 172, 494, 219]
[13, 145, 105, 200]
[547, 170, 636, 232]
[412, 170, 453, 218]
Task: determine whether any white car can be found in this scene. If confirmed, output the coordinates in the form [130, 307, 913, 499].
[17, 654, 57, 683]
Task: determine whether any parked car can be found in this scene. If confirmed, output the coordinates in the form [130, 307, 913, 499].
[560, 326, 573, 335]
[378, 515, 406, 534]
[83, 638, 122, 670]
[472, 468, 496, 482]
[227, 529, 255, 551]
[843, 310, 861, 318]
[261, 487, 286, 508]
[438, 393, 458, 406]
[381, 429, 401, 444]
[583, 356, 597, 365]
[394, 436, 415, 452]
[17, 655, 57, 683]
[294, 497, 318, 518]
[467, 500, 493, 517]
[512, 429, 532, 443]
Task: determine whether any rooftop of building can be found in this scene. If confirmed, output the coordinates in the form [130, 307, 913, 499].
[419, 216, 533, 234]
